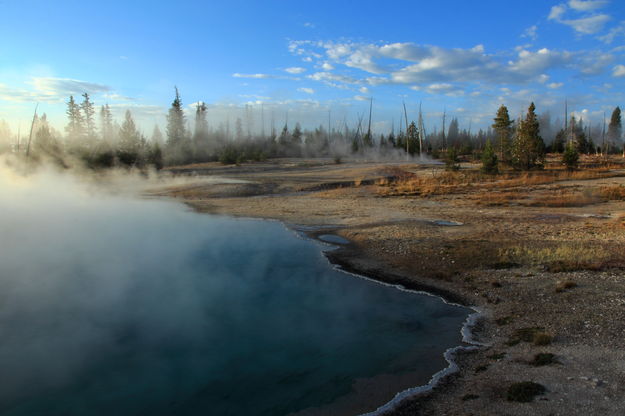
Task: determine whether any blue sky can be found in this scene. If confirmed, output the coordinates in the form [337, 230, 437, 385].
[1, 0, 624, 135]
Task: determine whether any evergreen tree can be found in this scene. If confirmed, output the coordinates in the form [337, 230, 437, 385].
[166, 87, 186, 146]
[512, 102, 545, 170]
[33, 114, 61, 158]
[193, 101, 210, 161]
[562, 142, 579, 171]
[117, 110, 141, 166]
[65, 95, 84, 140]
[480, 140, 498, 174]
[492, 105, 513, 162]
[147, 141, 164, 170]
[151, 125, 164, 146]
[165, 87, 190, 164]
[607, 106, 622, 153]
[552, 129, 566, 153]
[99, 104, 114, 142]
[570, 116, 590, 154]
[406, 121, 419, 155]
[447, 118, 459, 147]
[445, 148, 460, 171]
[81, 93, 96, 139]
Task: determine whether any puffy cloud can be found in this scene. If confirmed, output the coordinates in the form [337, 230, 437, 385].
[548, 82, 564, 89]
[297, 87, 315, 94]
[549, 2, 611, 34]
[292, 41, 599, 88]
[285, 67, 306, 74]
[613, 64, 625, 77]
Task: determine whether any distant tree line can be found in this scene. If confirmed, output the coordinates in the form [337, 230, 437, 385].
[0, 88, 622, 171]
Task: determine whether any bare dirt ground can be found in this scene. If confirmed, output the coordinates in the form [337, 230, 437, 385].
[156, 156, 625, 416]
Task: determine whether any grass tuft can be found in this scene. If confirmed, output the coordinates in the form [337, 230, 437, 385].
[555, 280, 577, 293]
[507, 381, 546, 402]
[530, 353, 558, 366]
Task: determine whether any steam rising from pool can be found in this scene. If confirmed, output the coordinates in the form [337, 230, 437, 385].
[0, 159, 469, 415]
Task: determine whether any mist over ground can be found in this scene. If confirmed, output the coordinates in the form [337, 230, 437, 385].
[0, 160, 246, 408]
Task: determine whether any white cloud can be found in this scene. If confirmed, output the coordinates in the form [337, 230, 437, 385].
[308, 72, 358, 84]
[353, 95, 369, 101]
[232, 73, 272, 79]
[285, 67, 306, 74]
[549, 4, 567, 20]
[522, 25, 538, 40]
[548, 82, 564, 89]
[0, 77, 113, 103]
[321, 62, 334, 70]
[297, 87, 315, 94]
[599, 21, 625, 43]
[560, 14, 611, 34]
[303, 22, 315, 28]
[31, 77, 111, 96]
[613, 64, 625, 77]
[423, 83, 464, 95]
[549, 2, 611, 34]
[103, 93, 133, 101]
[568, 0, 608, 11]
[286, 40, 612, 90]
[359, 86, 369, 94]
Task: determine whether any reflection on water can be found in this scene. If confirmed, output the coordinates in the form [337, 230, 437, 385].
[0, 180, 468, 416]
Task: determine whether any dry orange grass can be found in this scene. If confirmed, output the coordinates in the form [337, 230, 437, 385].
[598, 185, 625, 200]
[474, 191, 522, 206]
[524, 191, 602, 207]
[377, 166, 623, 198]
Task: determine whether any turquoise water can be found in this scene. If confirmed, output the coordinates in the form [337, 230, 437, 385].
[0, 196, 469, 416]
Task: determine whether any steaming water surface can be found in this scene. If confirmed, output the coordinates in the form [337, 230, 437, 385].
[0, 173, 469, 416]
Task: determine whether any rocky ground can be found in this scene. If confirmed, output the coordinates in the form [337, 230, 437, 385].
[156, 157, 625, 416]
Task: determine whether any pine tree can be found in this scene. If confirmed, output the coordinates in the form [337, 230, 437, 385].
[165, 87, 191, 164]
[512, 102, 545, 170]
[607, 106, 622, 154]
[151, 125, 164, 146]
[65, 95, 84, 140]
[492, 105, 513, 163]
[407, 121, 419, 155]
[447, 118, 459, 147]
[552, 129, 566, 153]
[81, 93, 96, 139]
[480, 140, 498, 174]
[562, 142, 579, 171]
[100, 104, 114, 142]
[33, 113, 60, 157]
[193, 102, 209, 161]
[166, 87, 186, 146]
[445, 147, 460, 171]
[117, 110, 141, 166]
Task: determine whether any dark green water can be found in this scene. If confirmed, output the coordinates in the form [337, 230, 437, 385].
[0, 194, 469, 416]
